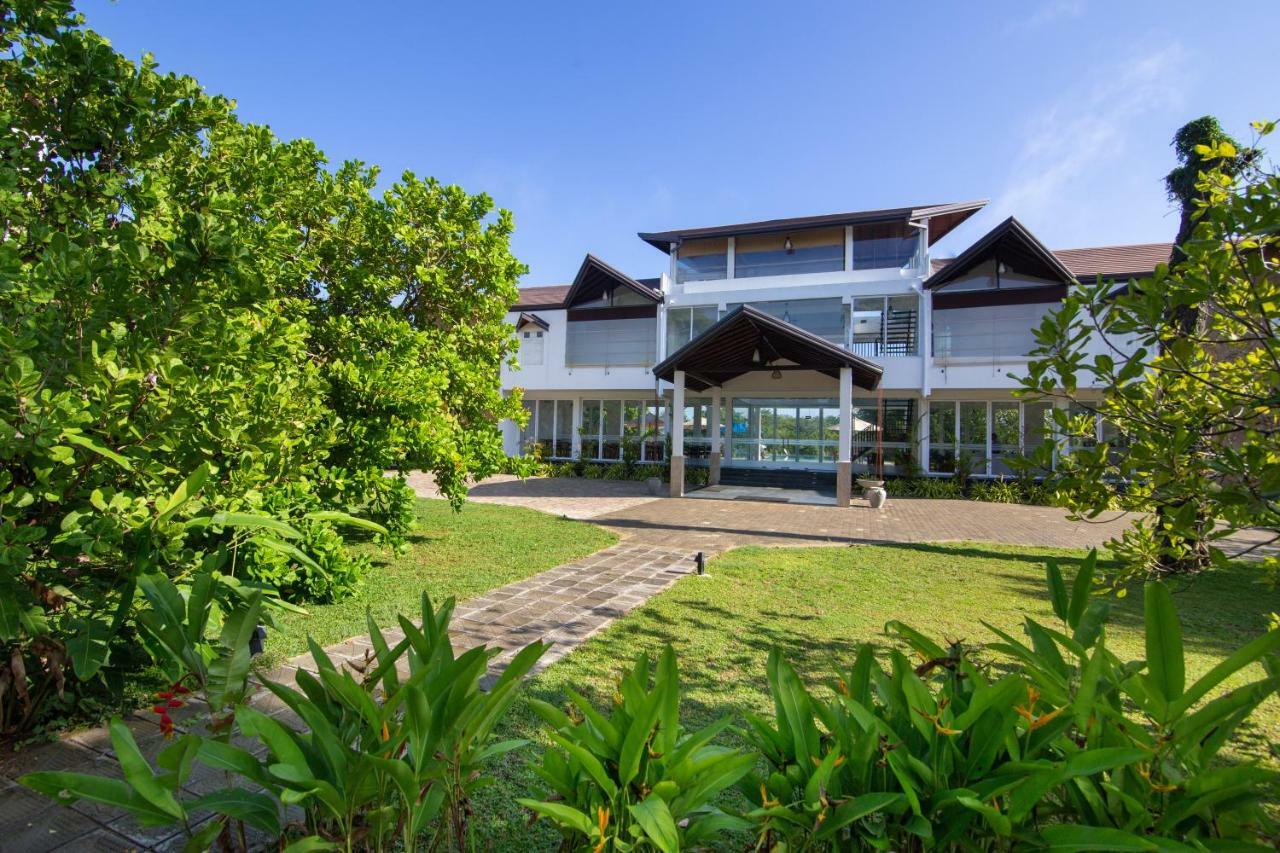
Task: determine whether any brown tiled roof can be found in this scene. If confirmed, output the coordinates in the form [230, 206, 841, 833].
[932, 242, 1174, 281]
[1051, 243, 1173, 279]
[511, 284, 570, 310]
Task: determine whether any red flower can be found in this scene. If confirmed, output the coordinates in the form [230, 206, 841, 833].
[167, 699, 183, 708]
[151, 704, 168, 715]
[158, 713, 174, 738]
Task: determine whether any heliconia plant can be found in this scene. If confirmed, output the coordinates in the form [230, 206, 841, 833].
[520, 646, 757, 852]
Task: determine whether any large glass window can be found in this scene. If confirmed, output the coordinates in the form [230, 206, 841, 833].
[518, 399, 575, 459]
[665, 305, 720, 355]
[727, 398, 841, 465]
[850, 295, 918, 357]
[958, 402, 988, 472]
[990, 402, 1021, 476]
[681, 397, 721, 460]
[566, 317, 657, 366]
[931, 303, 1056, 360]
[725, 297, 845, 344]
[852, 398, 917, 477]
[851, 221, 917, 270]
[579, 399, 667, 462]
[734, 227, 844, 278]
[928, 402, 957, 473]
[943, 260, 1060, 293]
[675, 238, 728, 283]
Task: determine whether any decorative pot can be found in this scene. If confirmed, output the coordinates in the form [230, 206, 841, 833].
[647, 477, 664, 496]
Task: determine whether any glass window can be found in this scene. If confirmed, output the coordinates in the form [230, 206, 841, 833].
[518, 400, 536, 453]
[581, 400, 601, 460]
[850, 298, 883, 356]
[851, 221, 917, 270]
[725, 297, 845, 344]
[566, 317, 657, 366]
[991, 402, 1020, 476]
[1067, 404, 1099, 450]
[929, 401, 956, 473]
[849, 296, 917, 356]
[602, 400, 622, 460]
[734, 227, 844, 278]
[536, 402, 555, 457]
[959, 402, 988, 473]
[675, 238, 728, 283]
[931, 303, 1056, 360]
[851, 398, 918, 476]
[665, 305, 720, 355]
[554, 400, 574, 458]
[643, 401, 667, 462]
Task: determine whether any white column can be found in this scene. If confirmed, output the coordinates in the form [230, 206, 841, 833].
[837, 367, 853, 507]
[669, 370, 686, 497]
[838, 369, 852, 463]
[672, 371, 685, 457]
[709, 387, 721, 456]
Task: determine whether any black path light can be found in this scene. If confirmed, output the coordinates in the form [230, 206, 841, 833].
[695, 552, 705, 575]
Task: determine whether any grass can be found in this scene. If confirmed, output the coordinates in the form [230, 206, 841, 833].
[471, 540, 1280, 849]
[261, 499, 616, 665]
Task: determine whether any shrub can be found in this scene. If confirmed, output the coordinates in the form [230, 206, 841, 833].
[521, 647, 755, 850]
[241, 518, 372, 603]
[22, 594, 548, 851]
[968, 477, 1021, 504]
[738, 553, 1280, 848]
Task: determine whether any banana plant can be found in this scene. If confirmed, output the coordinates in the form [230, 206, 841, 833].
[520, 645, 756, 852]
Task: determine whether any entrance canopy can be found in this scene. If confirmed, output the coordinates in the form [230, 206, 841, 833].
[652, 304, 882, 391]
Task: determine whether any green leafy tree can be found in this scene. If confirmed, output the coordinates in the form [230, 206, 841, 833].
[1019, 120, 1280, 585]
[0, 1, 524, 733]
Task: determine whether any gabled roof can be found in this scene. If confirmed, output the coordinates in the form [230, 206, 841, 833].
[561, 254, 662, 308]
[638, 200, 988, 252]
[652, 305, 882, 392]
[515, 312, 549, 331]
[510, 256, 661, 311]
[931, 241, 1174, 283]
[925, 216, 1077, 290]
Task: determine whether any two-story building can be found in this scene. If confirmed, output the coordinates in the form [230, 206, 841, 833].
[500, 201, 1170, 506]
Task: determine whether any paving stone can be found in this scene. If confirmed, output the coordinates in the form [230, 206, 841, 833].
[0, 782, 102, 852]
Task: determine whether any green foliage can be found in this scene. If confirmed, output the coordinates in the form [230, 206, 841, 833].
[735, 551, 1280, 849]
[1019, 119, 1280, 584]
[22, 594, 548, 851]
[521, 647, 755, 851]
[0, 2, 523, 733]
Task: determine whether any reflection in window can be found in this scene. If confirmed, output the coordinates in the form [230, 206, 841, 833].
[665, 305, 720, 355]
[851, 398, 917, 476]
[519, 329, 544, 365]
[850, 295, 918, 357]
[675, 238, 728, 283]
[851, 221, 917, 270]
[990, 402, 1021, 476]
[734, 227, 844, 278]
[725, 297, 845, 344]
[580, 399, 667, 462]
[928, 402, 956, 473]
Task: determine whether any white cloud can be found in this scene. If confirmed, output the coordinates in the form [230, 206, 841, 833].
[971, 44, 1189, 244]
[1008, 0, 1086, 33]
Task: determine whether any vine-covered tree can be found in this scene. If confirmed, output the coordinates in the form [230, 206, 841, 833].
[0, 1, 524, 732]
[1019, 120, 1279, 587]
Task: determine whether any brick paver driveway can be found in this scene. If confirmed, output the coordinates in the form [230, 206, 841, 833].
[404, 471, 660, 519]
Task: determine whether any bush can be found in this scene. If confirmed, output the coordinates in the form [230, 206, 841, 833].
[241, 518, 372, 603]
[0, 3, 521, 735]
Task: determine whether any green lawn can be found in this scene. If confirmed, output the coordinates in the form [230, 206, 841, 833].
[471, 541, 1280, 848]
[262, 499, 616, 665]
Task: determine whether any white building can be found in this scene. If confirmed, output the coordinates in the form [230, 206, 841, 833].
[501, 202, 1170, 505]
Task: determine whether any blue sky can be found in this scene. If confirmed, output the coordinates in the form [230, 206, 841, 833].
[81, 0, 1276, 285]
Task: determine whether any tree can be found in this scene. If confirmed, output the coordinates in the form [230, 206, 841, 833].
[1019, 120, 1280, 587]
[0, 1, 523, 732]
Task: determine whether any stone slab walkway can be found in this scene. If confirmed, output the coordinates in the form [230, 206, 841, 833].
[403, 471, 661, 520]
